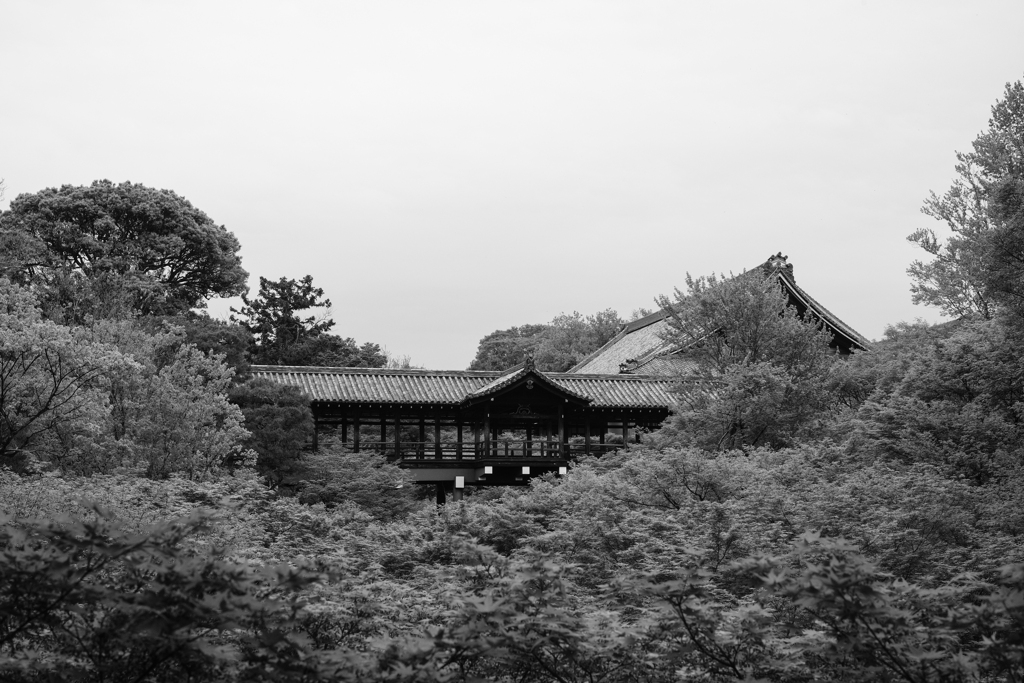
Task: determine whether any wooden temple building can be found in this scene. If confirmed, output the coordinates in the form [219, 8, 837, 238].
[252, 254, 869, 501]
[251, 357, 677, 502]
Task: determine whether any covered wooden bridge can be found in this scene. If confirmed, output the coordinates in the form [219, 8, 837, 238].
[251, 358, 678, 501]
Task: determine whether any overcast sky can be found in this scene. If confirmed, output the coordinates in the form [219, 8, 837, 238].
[3, 1, 1022, 369]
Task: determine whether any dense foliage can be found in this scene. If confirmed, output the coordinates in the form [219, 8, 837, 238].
[0, 180, 248, 320]
[4, 263, 1024, 679]
[469, 309, 623, 372]
[0, 280, 250, 478]
[2, 439, 1022, 681]
[228, 378, 314, 486]
[654, 271, 845, 450]
[3, 76, 1024, 681]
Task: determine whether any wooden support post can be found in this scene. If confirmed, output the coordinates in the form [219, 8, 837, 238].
[341, 417, 348, 445]
[622, 420, 629, 445]
[456, 419, 463, 459]
[380, 410, 387, 450]
[395, 411, 402, 459]
[526, 425, 532, 457]
[557, 411, 565, 458]
[434, 413, 442, 458]
[436, 483, 446, 505]
[353, 415, 360, 453]
[483, 412, 491, 458]
[312, 413, 319, 452]
[584, 418, 591, 455]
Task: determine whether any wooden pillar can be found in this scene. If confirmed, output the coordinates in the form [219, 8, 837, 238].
[584, 417, 591, 455]
[433, 412, 441, 458]
[436, 483, 446, 505]
[414, 417, 422, 458]
[353, 414, 360, 453]
[312, 411, 319, 452]
[473, 419, 481, 458]
[341, 417, 348, 445]
[395, 410, 402, 459]
[456, 418, 463, 459]
[621, 419, 629, 445]
[380, 409, 387, 449]
[483, 412, 490, 458]
[557, 409, 565, 458]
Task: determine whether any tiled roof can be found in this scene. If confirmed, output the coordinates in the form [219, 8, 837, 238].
[466, 362, 591, 403]
[251, 365, 679, 409]
[570, 313, 675, 374]
[569, 254, 869, 376]
[627, 354, 702, 376]
[466, 363, 526, 397]
[252, 366, 492, 405]
[554, 374, 680, 407]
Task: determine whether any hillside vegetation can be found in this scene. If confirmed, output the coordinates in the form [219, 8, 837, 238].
[1, 79, 1023, 681]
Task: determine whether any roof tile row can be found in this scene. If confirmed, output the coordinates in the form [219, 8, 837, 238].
[251, 365, 679, 409]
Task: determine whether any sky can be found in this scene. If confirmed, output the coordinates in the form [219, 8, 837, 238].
[2, 1, 1023, 369]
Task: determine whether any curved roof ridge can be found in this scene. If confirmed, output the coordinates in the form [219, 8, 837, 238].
[466, 363, 528, 397]
[466, 364, 592, 404]
[776, 270, 870, 350]
[621, 308, 670, 333]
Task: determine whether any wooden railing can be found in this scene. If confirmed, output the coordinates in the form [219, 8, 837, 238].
[358, 441, 464, 459]
[356, 440, 625, 461]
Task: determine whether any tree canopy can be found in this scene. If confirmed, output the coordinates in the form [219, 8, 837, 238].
[468, 309, 623, 371]
[653, 270, 842, 450]
[0, 280, 124, 467]
[0, 280, 251, 478]
[987, 167, 1024, 317]
[468, 324, 550, 370]
[228, 378, 313, 486]
[908, 77, 1024, 319]
[0, 180, 248, 320]
[232, 275, 387, 367]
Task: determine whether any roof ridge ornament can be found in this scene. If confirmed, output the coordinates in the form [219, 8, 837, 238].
[765, 252, 795, 281]
[523, 354, 535, 373]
